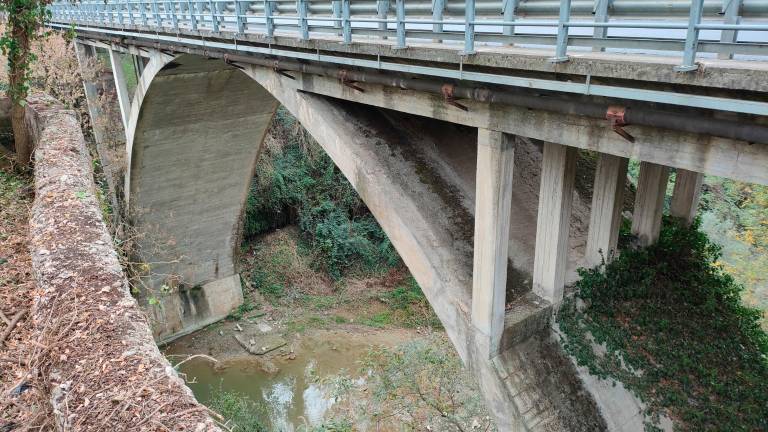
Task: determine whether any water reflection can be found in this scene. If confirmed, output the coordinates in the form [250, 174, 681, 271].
[168, 332, 396, 430]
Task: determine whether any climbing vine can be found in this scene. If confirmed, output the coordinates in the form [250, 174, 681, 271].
[0, 0, 51, 167]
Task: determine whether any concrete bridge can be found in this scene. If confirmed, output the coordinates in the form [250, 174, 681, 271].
[50, 1, 768, 430]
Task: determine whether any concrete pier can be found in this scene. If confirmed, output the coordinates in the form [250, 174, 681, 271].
[472, 129, 515, 357]
[532, 142, 577, 304]
[585, 154, 628, 267]
[632, 162, 670, 247]
[671, 169, 704, 226]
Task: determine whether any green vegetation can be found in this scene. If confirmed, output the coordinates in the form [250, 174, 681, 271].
[244, 108, 399, 279]
[380, 276, 442, 329]
[0, 0, 51, 167]
[351, 337, 494, 431]
[698, 177, 768, 327]
[558, 218, 768, 431]
[207, 388, 268, 432]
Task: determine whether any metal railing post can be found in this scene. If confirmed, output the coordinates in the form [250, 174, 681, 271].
[152, 0, 160, 26]
[108, 1, 114, 24]
[376, 0, 389, 39]
[264, 0, 274, 38]
[395, 0, 405, 48]
[141, 0, 148, 25]
[118, 0, 125, 24]
[463, 0, 475, 55]
[342, 0, 352, 44]
[187, 0, 197, 30]
[719, 0, 743, 60]
[502, 0, 518, 42]
[209, 0, 219, 31]
[676, 0, 704, 71]
[235, 0, 245, 33]
[169, 0, 179, 31]
[592, 0, 610, 52]
[550, 0, 571, 62]
[332, 0, 341, 35]
[432, 0, 444, 41]
[298, 0, 308, 40]
[128, 0, 135, 25]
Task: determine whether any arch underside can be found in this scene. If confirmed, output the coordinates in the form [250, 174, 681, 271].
[127, 54, 605, 430]
[128, 55, 278, 341]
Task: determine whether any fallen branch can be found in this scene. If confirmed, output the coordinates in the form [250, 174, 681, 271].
[172, 354, 219, 369]
[0, 310, 27, 345]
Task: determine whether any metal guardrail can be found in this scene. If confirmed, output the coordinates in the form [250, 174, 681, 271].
[50, 0, 768, 70]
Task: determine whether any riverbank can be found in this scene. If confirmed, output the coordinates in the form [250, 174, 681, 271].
[164, 225, 492, 431]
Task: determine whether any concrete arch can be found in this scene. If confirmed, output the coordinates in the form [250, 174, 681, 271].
[126, 54, 279, 341]
[127, 55, 605, 431]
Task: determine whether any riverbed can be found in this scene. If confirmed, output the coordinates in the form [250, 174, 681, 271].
[165, 325, 417, 430]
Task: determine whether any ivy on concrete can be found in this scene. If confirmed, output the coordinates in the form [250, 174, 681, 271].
[558, 217, 768, 431]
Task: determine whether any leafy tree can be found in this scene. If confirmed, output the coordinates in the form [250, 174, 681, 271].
[0, 0, 51, 168]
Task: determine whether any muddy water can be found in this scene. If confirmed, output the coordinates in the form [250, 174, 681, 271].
[166, 328, 412, 431]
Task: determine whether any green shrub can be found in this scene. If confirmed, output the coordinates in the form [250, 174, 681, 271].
[244, 108, 400, 279]
[558, 217, 768, 431]
[207, 388, 268, 432]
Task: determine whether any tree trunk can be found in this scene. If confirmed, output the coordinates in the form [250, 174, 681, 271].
[8, 17, 32, 168]
[10, 103, 30, 167]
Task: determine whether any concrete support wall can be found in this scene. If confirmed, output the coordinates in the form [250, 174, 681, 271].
[27, 93, 221, 430]
[533, 142, 577, 304]
[670, 169, 704, 225]
[585, 153, 628, 267]
[108, 49, 131, 131]
[472, 129, 515, 357]
[632, 161, 671, 247]
[127, 56, 278, 342]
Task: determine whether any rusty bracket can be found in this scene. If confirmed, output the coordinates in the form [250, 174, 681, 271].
[441, 84, 468, 111]
[338, 69, 365, 92]
[272, 60, 295, 80]
[606, 105, 635, 143]
[222, 55, 245, 70]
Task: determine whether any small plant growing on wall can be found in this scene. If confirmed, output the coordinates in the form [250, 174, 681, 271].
[0, 0, 51, 168]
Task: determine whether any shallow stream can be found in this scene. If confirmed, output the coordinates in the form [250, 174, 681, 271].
[166, 328, 411, 431]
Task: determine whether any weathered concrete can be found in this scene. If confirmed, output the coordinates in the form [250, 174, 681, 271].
[632, 162, 671, 247]
[472, 129, 515, 357]
[270, 72, 768, 186]
[586, 154, 629, 266]
[533, 142, 578, 304]
[242, 64, 607, 431]
[108, 49, 131, 130]
[670, 169, 704, 225]
[74, 23, 768, 93]
[26, 93, 220, 431]
[126, 55, 277, 342]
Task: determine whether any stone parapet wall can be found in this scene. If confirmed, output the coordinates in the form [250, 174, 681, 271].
[26, 94, 221, 431]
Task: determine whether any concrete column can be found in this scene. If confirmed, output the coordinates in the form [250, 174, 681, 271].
[472, 129, 515, 357]
[533, 142, 577, 304]
[133, 54, 145, 79]
[670, 168, 704, 226]
[108, 49, 131, 132]
[585, 153, 628, 267]
[631, 161, 670, 246]
[74, 42, 105, 145]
